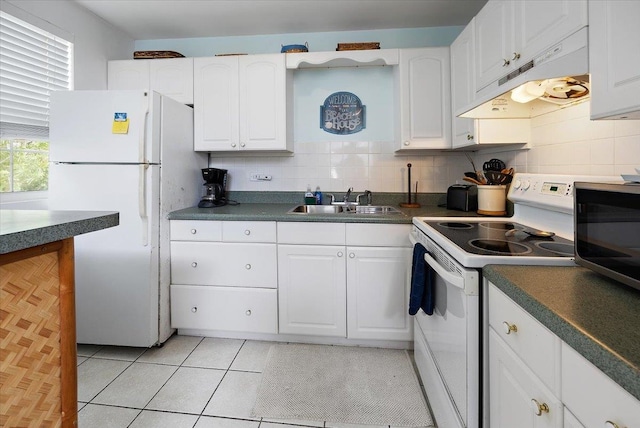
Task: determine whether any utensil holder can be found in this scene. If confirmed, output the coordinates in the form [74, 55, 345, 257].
[477, 185, 507, 216]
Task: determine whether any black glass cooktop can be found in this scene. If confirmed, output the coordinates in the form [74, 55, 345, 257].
[426, 221, 574, 257]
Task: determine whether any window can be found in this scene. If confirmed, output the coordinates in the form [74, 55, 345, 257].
[0, 11, 72, 192]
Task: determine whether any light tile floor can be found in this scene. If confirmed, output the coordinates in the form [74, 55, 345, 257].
[77, 335, 430, 428]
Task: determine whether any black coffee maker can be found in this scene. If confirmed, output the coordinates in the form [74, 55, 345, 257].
[198, 168, 228, 208]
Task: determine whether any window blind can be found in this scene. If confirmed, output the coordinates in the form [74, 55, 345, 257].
[0, 11, 72, 139]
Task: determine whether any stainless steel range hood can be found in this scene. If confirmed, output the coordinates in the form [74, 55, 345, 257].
[460, 28, 590, 119]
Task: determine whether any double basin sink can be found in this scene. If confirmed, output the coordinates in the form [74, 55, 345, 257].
[288, 204, 404, 215]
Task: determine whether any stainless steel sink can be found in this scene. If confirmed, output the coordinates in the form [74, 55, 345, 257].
[287, 204, 403, 215]
[288, 205, 345, 214]
[350, 205, 403, 215]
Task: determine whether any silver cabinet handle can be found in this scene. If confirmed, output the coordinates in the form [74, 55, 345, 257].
[246, 309, 252, 316]
[604, 421, 621, 428]
[191, 307, 197, 313]
[503, 321, 517, 334]
[530, 399, 549, 416]
[403, 141, 410, 146]
[191, 262, 198, 268]
[231, 143, 237, 148]
[349, 253, 355, 258]
[502, 58, 510, 67]
[190, 229, 197, 234]
[512, 52, 521, 61]
[244, 229, 251, 235]
[467, 134, 474, 140]
[245, 264, 251, 270]
[240, 142, 246, 147]
[337, 251, 343, 257]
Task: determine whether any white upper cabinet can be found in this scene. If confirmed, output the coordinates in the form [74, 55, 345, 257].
[451, 20, 531, 150]
[475, 0, 587, 92]
[396, 47, 451, 150]
[194, 54, 291, 152]
[589, 0, 640, 120]
[108, 58, 194, 105]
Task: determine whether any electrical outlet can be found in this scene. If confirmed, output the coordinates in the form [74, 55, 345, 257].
[250, 174, 272, 181]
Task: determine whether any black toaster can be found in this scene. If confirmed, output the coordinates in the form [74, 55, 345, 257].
[447, 184, 478, 212]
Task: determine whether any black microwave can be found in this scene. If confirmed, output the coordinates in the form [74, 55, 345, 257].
[575, 182, 640, 291]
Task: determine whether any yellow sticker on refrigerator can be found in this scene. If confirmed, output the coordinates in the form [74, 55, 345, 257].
[112, 112, 129, 134]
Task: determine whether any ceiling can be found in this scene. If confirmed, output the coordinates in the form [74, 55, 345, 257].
[73, 0, 487, 40]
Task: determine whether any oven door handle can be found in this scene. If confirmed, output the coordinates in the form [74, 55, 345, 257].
[424, 253, 465, 290]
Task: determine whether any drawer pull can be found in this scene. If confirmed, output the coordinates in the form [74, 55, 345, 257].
[190, 229, 197, 234]
[503, 321, 517, 334]
[502, 58, 510, 67]
[244, 229, 251, 235]
[245, 264, 251, 270]
[337, 251, 344, 257]
[530, 399, 549, 416]
[191, 307, 198, 313]
[604, 422, 621, 428]
[512, 52, 521, 61]
[349, 253, 355, 259]
[246, 309, 252, 316]
[191, 262, 198, 268]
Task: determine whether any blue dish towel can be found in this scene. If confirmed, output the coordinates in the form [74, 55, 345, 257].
[409, 243, 435, 316]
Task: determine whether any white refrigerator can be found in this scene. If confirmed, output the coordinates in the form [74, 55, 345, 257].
[48, 90, 205, 347]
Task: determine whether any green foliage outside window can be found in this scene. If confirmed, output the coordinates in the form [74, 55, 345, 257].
[0, 139, 49, 192]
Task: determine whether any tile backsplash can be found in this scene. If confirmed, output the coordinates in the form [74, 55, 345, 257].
[209, 102, 640, 195]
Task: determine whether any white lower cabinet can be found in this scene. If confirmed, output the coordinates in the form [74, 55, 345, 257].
[346, 246, 412, 340]
[489, 328, 562, 428]
[562, 342, 640, 428]
[487, 281, 640, 428]
[277, 244, 347, 337]
[277, 222, 412, 341]
[169, 220, 278, 333]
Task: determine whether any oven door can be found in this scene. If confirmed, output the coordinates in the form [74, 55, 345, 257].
[411, 232, 480, 428]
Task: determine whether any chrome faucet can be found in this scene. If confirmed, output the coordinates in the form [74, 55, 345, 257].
[356, 190, 373, 205]
[343, 187, 353, 203]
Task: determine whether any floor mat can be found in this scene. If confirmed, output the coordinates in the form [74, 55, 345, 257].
[251, 343, 434, 427]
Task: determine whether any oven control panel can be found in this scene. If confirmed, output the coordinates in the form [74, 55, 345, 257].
[508, 173, 621, 213]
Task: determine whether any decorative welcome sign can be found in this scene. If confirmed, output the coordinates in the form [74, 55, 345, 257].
[320, 91, 366, 135]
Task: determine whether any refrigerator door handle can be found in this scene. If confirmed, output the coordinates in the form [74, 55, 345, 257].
[139, 163, 149, 246]
[139, 93, 150, 164]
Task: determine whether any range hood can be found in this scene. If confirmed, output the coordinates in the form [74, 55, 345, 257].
[460, 28, 590, 119]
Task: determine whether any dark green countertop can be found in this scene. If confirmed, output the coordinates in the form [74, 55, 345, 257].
[0, 210, 119, 254]
[484, 264, 640, 401]
[168, 203, 476, 223]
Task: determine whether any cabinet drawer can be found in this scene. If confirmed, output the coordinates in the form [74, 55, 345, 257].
[488, 284, 561, 393]
[171, 284, 277, 333]
[171, 242, 277, 288]
[562, 342, 640, 428]
[170, 220, 222, 241]
[346, 223, 411, 247]
[277, 222, 345, 245]
[222, 221, 276, 242]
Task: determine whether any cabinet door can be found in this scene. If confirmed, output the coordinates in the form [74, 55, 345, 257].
[108, 60, 150, 90]
[346, 247, 412, 340]
[589, 0, 640, 120]
[278, 245, 346, 337]
[450, 20, 477, 148]
[475, 0, 515, 92]
[194, 56, 239, 151]
[238, 54, 288, 151]
[514, 0, 587, 71]
[397, 47, 451, 150]
[149, 58, 194, 105]
[489, 329, 562, 428]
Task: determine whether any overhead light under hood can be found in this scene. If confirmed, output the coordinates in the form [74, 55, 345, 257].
[511, 77, 590, 105]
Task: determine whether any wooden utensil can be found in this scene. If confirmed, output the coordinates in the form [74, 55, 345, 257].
[463, 176, 484, 186]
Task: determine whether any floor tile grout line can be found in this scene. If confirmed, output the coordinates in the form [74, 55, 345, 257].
[82, 357, 136, 404]
[196, 338, 247, 420]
